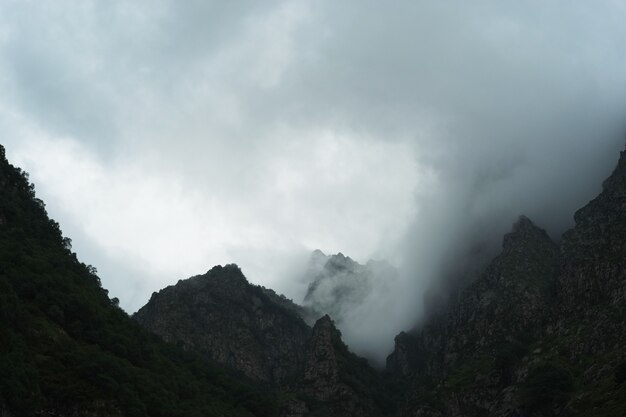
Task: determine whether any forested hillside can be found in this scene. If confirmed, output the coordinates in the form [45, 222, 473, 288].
[0, 144, 277, 417]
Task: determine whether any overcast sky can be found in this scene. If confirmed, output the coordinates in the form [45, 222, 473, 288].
[1, 1, 625, 361]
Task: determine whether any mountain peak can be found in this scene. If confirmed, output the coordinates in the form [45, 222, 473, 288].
[0, 143, 280, 416]
[315, 314, 335, 327]
[311, 248, 326, 258]
[599, 142, 626, 195]
[206, 263, 244, 276]
[196, 264, 249, 288]
[502, 215, 552, 252]
[135, 263, 310, 383]
[512, 214, 533, 229]
[573, 141, 626, 226]
[326, 252, 359, 271]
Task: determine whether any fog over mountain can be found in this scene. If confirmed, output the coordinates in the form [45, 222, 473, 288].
[1, 1, 625, 362]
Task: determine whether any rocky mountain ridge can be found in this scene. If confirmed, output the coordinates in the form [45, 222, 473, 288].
[386, 143, 626, 416]
[130, 141, 626, 416]
[134, 264, 391, 416]
[134, 264, 310, 384]
[302, 249, 398, 327]
[0, 144, 279, 417]
[1, 139, 625, 417]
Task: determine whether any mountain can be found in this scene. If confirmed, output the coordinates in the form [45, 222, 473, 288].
[302, 315, 392, 416]
[386, 143, 626, 416]
[134, 265, 393, 416]
[302, 250, 398, 327]
[134, 264, 310, 384]
[0, 144, 277, 417]
[2, 138, 625, 417]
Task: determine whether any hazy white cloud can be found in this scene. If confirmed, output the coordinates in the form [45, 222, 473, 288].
[1, 0, 626, 362]
[6, 118, 418, 312]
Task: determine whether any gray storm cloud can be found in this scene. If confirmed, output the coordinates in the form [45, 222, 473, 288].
[1, 0, 625, 364]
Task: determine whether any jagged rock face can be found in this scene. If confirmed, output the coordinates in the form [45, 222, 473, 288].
[559, 146, 626, 310]
[134, 264, 310, 384]
[388, 144, 626, 417]
[302, 250, 398, 326]
[303, 316, 345, 400]
[391, 217, 558, 362]
[135, 266, 392, 416]
[0, 144, 282, 416]
[303, 252, 370, 322]
[386, 331, 419, 377]
[450, 216, 560, 353]
[302, 316, 381, 417]
[550, 146, 626, 412]
[390, 216, 561, 415]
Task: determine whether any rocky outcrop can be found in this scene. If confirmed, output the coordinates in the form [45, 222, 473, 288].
[0, 143, 280, 416]
[302, 315, 387, 417]
[388, 143, 626, 416]
[134, 264, 310, 384]
[549, 144, 626, 414]
[302, 250, 398, 327]
[303, 316, 343, 401]
[3, 136, 626, 416]
[134, 265, 391, 416]
[559, 144, 626, 310]
[449, 215, 560, 355]
[389, 215, 561, 416]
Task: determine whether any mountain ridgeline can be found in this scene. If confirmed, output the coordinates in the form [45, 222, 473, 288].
[301, 250, 398, 328]
[133, 264, 392, 416]
[386, 144, 626, 416]
[0, 145, 278, 417]
[0, 140, 625, 417]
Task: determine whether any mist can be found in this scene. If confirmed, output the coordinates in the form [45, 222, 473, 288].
[1, 1, 625, 364]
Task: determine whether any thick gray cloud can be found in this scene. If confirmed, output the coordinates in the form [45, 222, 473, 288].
[1, 0, 625, 363]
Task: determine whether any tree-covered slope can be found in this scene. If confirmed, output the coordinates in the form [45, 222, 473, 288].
[0, 144, 277, 417]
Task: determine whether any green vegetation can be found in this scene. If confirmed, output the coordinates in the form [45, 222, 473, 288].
[520, 363, 574, 414]
[0, 145, 277, 416]
[572, 370, 626, 417]
[444, 357, 492, 390]
[403, 375, 442, 411]
[494, 337, 530, 386]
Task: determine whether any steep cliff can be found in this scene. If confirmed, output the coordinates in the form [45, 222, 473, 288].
[134, 264, 310, 384]
[301, 315, 392, 416]
[133, 265, 392, 416]
[3, 137, 625, 417]
[388, 215, 561, 416]
[550, 143, 626, 415]
[388, 144, 626, 417]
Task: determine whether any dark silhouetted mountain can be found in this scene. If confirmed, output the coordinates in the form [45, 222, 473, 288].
[134, 264, 310, 384]
[387, 143, 626, 417]
[133, 264, 392, 416]
[2, 138, 625, 417]
[0, 144, 278, 417]
[301, 315, 392, 416]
